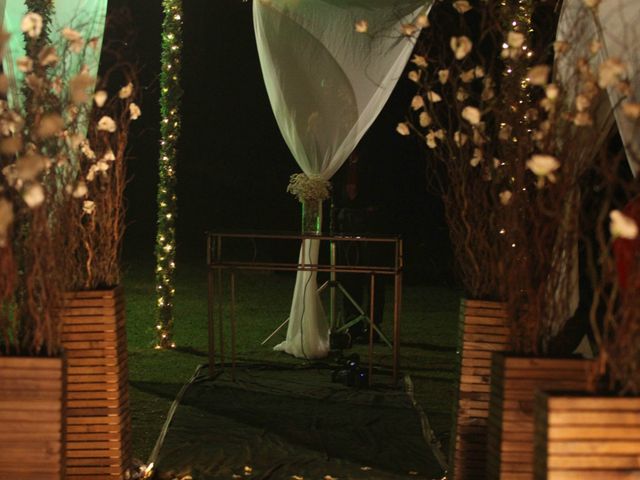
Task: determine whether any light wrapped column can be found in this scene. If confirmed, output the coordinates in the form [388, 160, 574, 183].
[155, 0, 182, 349]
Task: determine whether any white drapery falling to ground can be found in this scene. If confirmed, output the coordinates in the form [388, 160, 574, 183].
[254, 0, 432, 358]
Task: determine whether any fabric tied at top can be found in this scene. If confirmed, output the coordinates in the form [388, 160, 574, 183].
[254, 0, 432, 358]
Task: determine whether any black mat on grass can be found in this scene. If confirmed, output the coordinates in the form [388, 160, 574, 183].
[155, 365, 446, 480]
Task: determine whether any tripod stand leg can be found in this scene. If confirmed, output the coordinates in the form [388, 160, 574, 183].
[260, 317, 289, 345]
[334, 281, 392, 347]
[260, 280, 330, 346]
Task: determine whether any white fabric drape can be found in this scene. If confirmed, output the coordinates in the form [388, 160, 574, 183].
[254, 0, 431, 358]
[548, 0, 640, 340]
[0, 0, 108, 112]
[557, 0, 640, 177]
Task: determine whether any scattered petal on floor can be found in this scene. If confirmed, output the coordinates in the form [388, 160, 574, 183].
[360, 466, 372, 471]
[291, 475, 304, 480]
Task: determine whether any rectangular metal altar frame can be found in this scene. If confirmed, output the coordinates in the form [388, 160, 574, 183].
[206, 231, 404, 383]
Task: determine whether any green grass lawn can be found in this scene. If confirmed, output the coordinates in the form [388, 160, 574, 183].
[123, 259, 463, 465]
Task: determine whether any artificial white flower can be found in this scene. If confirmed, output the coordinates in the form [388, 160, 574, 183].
[23, 183, 45, 208]
[461, 106, 481, 125]
[427, 91, 442, 103]
[354, 19, 368, 33]
[21, 12, 43, 38]
[419, 111, 432, 127]
[36, 113, 64, 139]
[438, 69, 449, 84]
[95, 160, 110, 172]
[401, 23, 418, 36]
[408, 70, 421, 83]
[526, 154, 560, 185]
[470, 148, 482, 167]
[456, 88, 469, 102]
[415, 14, 429, 28]
[80, 141, 96, 159]
[102, 149, 116, 162]
[583, 0, 601, 8]
[434, 129, 446, 140]
[598, 58, 626, 88]
[411, 95, 425, 111]
[62, 27, 82, 42]
[62, 27, 84, 53]
[129, 102, 142, 120]
[472, 125, 486, 145]
[425, 131, 437, 149]
[499, 190, 512, 206]
[450, 36, 473, 60]
[38, 46, 59, 67]
[528, 65, 550, 86]
[554, 41, 569, 55]
[573, 111, 593, 126]
[545, 83, 559, 101]
[97, 116, 117, 133]
[396, 122, 410, 136]
[460, 69, 475, 83]
[609, 210, 638, 239]
[83, 200, 96, 215]
[70, 72, 95, 104]
[453, 0, 472, 14]
[72, 181, 88, 198]
[575, 94, 591, 112]
[507, 31, 525, 49]
[118, 82, 134, 99]
[622, 102, 640, 120]
[474, 66, 485, 78]
[86, 165, 97, 182]
[453, 131, 468, 147]
[411, 55, 428, 68]
[16, 57, 33, 73]
[94, 90, 108, 107]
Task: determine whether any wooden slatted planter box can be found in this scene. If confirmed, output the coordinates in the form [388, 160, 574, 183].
[450, 300, 510, 480]
[61, 287, 131, 479]
[487, 355, 593, 480]
[534, 392, 640, 480]
[0, 356, 64, 480]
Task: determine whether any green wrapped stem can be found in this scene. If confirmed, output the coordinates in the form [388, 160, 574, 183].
[301, 199, 322, 235]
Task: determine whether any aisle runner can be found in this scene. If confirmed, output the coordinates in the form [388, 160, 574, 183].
[154, 366, 445, 479]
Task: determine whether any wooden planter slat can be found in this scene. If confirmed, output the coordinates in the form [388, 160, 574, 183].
[0, 356, 64, 479]
[61, 287, 130, 479]
[534, 392, 640, 480]
[451, 300, 510, 480]
[548, 472, 640, 480]
[488, 356, 593, 480]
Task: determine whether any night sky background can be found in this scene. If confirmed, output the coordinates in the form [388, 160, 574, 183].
[107, 0, 454, 284]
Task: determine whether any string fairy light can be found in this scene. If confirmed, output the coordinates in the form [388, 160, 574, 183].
[155, 0, 183, 349]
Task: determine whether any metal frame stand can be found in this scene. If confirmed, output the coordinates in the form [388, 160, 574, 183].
[206, 231, 403, 383]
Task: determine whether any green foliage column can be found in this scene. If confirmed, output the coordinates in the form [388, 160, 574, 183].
[155, 0, 183, 349]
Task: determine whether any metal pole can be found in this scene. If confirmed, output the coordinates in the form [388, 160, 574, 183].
[207, 236, 216, 377]
[231, 271, 237, 381]
[369, 273, 375, 387]
[330, 239, 337, 330]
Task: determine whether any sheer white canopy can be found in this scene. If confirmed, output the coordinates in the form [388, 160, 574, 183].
[557, 0, 640, 177]
[254, 0, 432, 358]
[549, 0, 640, 341]
[0, 0, 107, 112]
